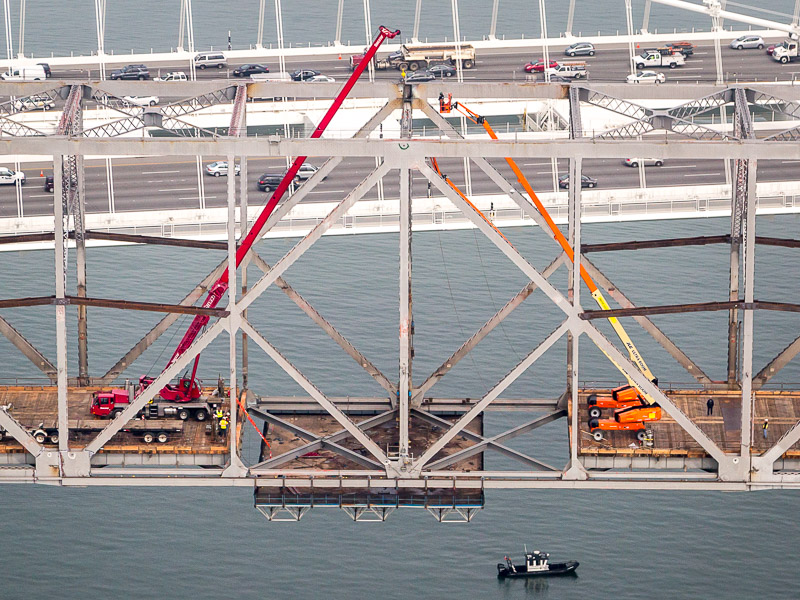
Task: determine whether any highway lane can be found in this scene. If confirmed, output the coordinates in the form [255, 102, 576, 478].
[39, 38, 799, 86]
[0, 155, 797, 219]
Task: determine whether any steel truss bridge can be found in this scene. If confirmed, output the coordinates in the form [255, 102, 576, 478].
[1, 76, 800, 521]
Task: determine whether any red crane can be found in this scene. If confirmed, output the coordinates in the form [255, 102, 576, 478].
[141, 26, 401, 401]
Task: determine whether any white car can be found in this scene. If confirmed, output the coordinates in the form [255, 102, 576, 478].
[626, 70, 665, 84]
[205, 161, 241, 177]
[13, 94, 55, 111]
[624, 158, 664, 167]
[304, 75, 335, 82]
[0, 166, 25, 185]
[294, 163, 320, 180]
[123, 95, 159, 106]
[154, 71, 187, 82]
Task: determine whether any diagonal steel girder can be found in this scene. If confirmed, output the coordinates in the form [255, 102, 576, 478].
[581, 258, 713, 385]
[751, 88, 800, 139]
[422, 409, 565, 470]
[754, 336, 800, 389]
[248, 252, 397, 396]
[0, 406, 42, 457]
[415, 99, 556, 240]
[247, 406, 383, 469]
[85, 319, 227, 454]
[160, 87, 235, 119]
[240, 319, 390, 466]
[238, 162, 392, 313]
[249, 410, 396, 470]
[411, 254, 565, 404]
[0, 315, 57, 382]
[97, 99, 400, 383]
[414, 322, 570, 471]
[420, 159, 731, 469]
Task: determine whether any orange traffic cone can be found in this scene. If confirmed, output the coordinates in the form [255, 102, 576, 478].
[40, 169, 43, 177]
[338, 53, 342, 60]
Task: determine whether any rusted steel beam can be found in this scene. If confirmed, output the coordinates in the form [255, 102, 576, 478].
[581, 234, 730, 253]
[84, 230, 228, 250]
[0, 295, 228, 317]
[0, 233, 55, 245]
[582, 300, 800, 319]
[754, 236, 800, 249]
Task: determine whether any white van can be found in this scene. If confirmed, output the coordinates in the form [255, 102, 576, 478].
[2, 65, 47, 81]
[194, 52, 227, 70]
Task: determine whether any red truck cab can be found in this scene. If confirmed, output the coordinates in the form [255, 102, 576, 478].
[90, 389, 130, 418]
[138, 375, 201, 402]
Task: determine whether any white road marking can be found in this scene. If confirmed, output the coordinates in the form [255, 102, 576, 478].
[179, 196, 217, 200]
[780, 160, 800, 163]
[26, 194, 51, 198]
[684, 173, 721, 177]
[308, 189, 347, 194]
[142, 170, 180, 174]
[661, 165, 696, 168]
[159, 187, 196, 192]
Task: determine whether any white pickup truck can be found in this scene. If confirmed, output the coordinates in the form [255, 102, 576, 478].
[545, 62, 587, 79]
[633, 50, 685, 69]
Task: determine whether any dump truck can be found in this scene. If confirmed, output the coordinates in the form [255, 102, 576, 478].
[350, 42, 476, 71]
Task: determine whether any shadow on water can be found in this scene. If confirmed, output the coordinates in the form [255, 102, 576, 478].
[496, 573, 579, 596]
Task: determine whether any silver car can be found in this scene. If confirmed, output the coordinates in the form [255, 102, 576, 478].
[624, 158, 664, 167]
[730, 35, 764, 50]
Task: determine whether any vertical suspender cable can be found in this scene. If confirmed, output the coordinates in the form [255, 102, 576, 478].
[642, 0, 652, 33]
[489, 0, 499, 40]
[274, 0, 291, 178]
[413, 0, 422, 42]
[3, 0, 13, 61]
[106, 158, 115, 214]
[625, 0, 635, 77]
[566, 0, 576, 36]
[17, 0, 23, 56]
[257, 0, 266, 48]
[186, 0, 196, 80]
[178, 0, 185, 50]
[363, 0, 374, 82]
[451, 0, 471, 195]
[335, 0, 344, 45]
[94, 0, 106, 80]
[539, 0, 557, 192]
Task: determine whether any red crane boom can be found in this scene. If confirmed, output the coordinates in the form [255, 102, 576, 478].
[153, 26, 400, 396]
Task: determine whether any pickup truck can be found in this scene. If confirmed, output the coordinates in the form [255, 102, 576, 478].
[633, 50, 684, 69]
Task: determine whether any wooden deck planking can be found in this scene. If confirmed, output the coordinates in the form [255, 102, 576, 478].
[0, 385, 230, 454]
[577, 388, 800, 458]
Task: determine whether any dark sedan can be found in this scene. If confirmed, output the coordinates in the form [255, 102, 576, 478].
[233, 64, 269, 77]
[558, 174, 598, 189]
[290, 69, 320, 81]
[428, 64, 457, 78]
[404, 70, 436, 83]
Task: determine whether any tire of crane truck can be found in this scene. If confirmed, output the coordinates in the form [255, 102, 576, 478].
[34, 432, 46, 443]
[111, 409, 123, 419]
[637, 430, 647, 441]
[588, 417, 600, 429]
[142, 432, 155, 444]
[592, 431, 604, 441]
[157, 432, 169, 444]
[589, 407, 602, 419]
[195, 409, 208, 422]
[178, 409, 190, 421]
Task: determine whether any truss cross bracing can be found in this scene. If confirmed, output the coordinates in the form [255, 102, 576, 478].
[0, 79, 799, 512]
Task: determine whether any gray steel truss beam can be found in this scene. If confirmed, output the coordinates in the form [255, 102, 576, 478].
[248, 252, 397, 396]
[423, 409, 565, 470]
[247, 406, 382, 469]
[411, 254, 565, 404]
[0, 315, 57, 382]
[581, 258, 713, 385]
[0, 406, 42, 457]
[413, 322, 569, 472]
[240, 319, 390, 467]
[569, 85, 582, 138]
[249, 410, 396, 471]
[754, 336, 800, 389]
[229, 85, 247, 138]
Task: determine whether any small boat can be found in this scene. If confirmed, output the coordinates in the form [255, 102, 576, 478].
[497, 547, 579, 578]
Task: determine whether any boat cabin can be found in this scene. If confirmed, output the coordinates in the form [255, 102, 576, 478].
[524, 550, 550, 572]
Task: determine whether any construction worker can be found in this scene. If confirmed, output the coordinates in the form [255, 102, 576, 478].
[706, 397, 714, 416]
[215, 409, 223, 421]
[219, 415, 228, 439]
[400, 67, 406, 80]
[763, 418, 769, 439]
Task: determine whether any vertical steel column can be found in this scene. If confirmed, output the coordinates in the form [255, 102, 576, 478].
[728, 88, 753, 387]
[566, 87, 581, 397]
[399, 159, 412, 462]
[412, 0, 422, 42]
[75, 151, 89, 386]
[740, 159, 757, 464]
[642, 0, 652, 33]
[334, 0, 344, 45]
[794, 0, 800, 27]
[226, 152, 242, 468]
[17, 0, 24, 57]
[54, 155, 68, 452]
[94, 0, 106, 80]
[568, 157, 582, 467]
[489, 0, 500, 40]
[625, 0, 636, 77]
[566, 0, 576, 36]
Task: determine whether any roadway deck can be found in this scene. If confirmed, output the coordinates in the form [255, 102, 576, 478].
[575, 388, 800, 460]
[0, 385, 232, 464]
